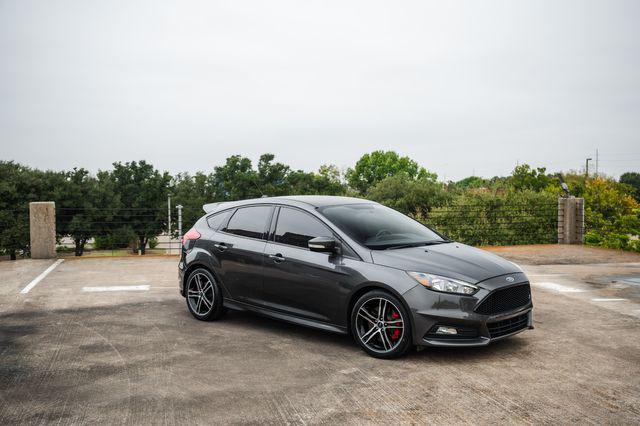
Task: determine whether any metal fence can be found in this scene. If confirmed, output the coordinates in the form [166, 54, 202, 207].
[425, 201, 558, 246]
[1, 199, 562, 258]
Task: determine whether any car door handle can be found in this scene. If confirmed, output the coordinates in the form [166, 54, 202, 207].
[214, 243, 228, 252]
[268, 253, 285, 263]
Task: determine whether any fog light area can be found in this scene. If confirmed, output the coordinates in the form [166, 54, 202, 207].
[435, 326, 458, 335]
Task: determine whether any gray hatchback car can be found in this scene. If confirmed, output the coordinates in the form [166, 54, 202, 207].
[179, 195, 533, 358]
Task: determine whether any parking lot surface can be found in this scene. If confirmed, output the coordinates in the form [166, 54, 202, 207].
[1, 247, 640, 424]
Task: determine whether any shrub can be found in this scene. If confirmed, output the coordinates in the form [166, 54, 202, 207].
[628, 239, 640, 253]
[366, 175, 449, 216]
[148, 237, 158, 249]
[583, 177, 640, 251]
[425, 190, 557, 246]
[93, 227, 137, 250]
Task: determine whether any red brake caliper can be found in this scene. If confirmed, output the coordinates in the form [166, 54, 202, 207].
[390, 311, 401, 340]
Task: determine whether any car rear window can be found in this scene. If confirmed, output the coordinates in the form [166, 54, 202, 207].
[222, 206, 272, 239]
[206, 209, 232, 230]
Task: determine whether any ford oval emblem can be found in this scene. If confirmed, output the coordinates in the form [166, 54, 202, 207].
[506, 276, 515, 283]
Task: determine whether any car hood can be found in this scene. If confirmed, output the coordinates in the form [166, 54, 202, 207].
[370, 242, 521, 284]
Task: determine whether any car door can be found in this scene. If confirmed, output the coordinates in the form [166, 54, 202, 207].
[260, 206, 350, 324]
[210, 205, 273, 305]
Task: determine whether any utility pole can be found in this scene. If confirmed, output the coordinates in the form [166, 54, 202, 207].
[585, 158, 592, 178]
[595, 149, 599, 176]
[167, 195, 172, 254]
[176, 205, 183, 246]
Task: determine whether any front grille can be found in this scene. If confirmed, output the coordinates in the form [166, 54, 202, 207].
[475, 283, 531, 315]
[487, 313, 529, 338]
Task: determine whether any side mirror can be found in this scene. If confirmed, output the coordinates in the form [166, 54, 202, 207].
[308, 236, 341, 254]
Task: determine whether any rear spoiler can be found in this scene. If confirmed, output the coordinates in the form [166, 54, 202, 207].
[203, 202, 229, 214]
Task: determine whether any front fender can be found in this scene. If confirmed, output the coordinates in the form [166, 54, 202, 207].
[342, 264, 419, 331]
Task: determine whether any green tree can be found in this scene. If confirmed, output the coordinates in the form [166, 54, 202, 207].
[366, 175, 449, 216]
[509, 164, 551, 192]
[54, 168, 118, 256]
[0, 162, 29, 259]
[620, 172, 640, 202]
[286, 164, 346, 196]
[257, 154, 291, 196]
[212, 155, 260, 201]
[0, 162, 52, 259]
[583, 177, 640, 250]
[318, 164, 342, 184]
[170, 172, 217, 230]
[346, 150, 436, 194]
[455, 176, 488, 190]
[103, 161, 171, 254]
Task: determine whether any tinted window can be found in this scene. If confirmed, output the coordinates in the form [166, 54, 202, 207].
[319, 203, 444, 250]
[275, 208, 333, 248]
[206, 210, 232, 230]
[222, 206, 272, 239]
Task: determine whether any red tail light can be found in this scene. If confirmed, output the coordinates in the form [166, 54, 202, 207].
[182, 229, 201, 246]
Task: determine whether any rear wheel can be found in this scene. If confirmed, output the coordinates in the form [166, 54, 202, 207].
[351, 290, 412, 359]
[185, 268, 225, 321]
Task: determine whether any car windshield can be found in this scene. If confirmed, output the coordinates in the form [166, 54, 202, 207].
[318, 203, 447, 250]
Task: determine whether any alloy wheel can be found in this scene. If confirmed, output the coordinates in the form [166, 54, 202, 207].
[187, 272, 215, 316]
[355, 297, 405, 353]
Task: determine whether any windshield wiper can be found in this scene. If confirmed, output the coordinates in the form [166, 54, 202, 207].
[385, 240, 452, 250]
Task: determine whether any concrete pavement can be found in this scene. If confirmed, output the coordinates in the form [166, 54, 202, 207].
[1, 248, 640, 424]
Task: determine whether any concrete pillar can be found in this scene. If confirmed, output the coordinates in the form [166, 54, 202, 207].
[30, 202, 57, 259]
[558, 197, 584, 244]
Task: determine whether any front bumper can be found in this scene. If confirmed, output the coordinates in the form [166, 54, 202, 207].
[405, 273, 534, 347]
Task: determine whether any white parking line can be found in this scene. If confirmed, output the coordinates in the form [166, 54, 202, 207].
[82, 285, 150, 292]
[20, 259, 64, 294]
[531, 281, 586, 293]
[591, 298, 627, 302]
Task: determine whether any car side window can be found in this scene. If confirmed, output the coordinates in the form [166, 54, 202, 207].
[274, 207, 333, 249]
[222, 206, 271, 239]
[206, 210, 232, 230]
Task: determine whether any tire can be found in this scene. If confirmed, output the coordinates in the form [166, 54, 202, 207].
[351, 290, 413, 359]
[185, 268, 226, 321]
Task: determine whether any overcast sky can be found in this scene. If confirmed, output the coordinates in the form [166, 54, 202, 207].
[1, 0, 639, 181]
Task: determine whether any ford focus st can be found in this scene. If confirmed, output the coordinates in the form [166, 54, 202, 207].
[178, 196, 533, 358]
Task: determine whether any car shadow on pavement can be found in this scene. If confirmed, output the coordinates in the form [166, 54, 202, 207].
[0, 299, 532, 369]
[406, 335, 530, 361]
[219, 309, 357, 348]
[218, 308, 531, 361]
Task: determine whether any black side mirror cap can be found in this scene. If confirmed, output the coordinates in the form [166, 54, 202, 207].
[308, 236, 341, 254]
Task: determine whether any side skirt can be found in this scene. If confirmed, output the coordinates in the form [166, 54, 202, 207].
[223, 299, 348, 335]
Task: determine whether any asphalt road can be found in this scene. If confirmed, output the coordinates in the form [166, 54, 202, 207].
[1, 247, 640, 424]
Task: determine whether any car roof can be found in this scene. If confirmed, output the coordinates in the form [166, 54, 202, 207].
[203, 195, 374, 213]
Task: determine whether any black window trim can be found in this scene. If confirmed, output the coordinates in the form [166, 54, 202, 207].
[269, 204, 361, 260]
[216, 204, 276, 242]
[267, 205, 281, 241]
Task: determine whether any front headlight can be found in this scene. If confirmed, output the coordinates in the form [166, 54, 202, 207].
[407, 271, 478, 295]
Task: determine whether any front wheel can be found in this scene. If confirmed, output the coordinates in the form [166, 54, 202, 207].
[351, 290, 413, 359]
[185, 268, 225, 321]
